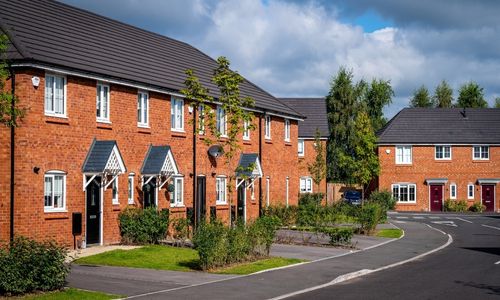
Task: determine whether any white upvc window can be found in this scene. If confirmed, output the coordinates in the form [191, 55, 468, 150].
[298, 139, 305, 157]
[170, 177, 184, 207]
[112, 178, 119, 205]
[467, 184, 475, 199]
[450, 183, 457, 199]
[44, 74, 66, 117]
[266, 177, 270, 207]
[243, 120, 250, 140]
[473, 146, 489, 160]
[216, 177, 227, 205]
[435, 145, 451, 160]
[300, 177, 313, 193]
[44, 171, 66, 212]
[128, 174, 134, 204]
[396, 146, 412, 164]
[171, 97, 184, 131]
[198, 106, 205, 135]
[216, 106, 227, 136]
[265, 116, 271, 139]
[391, 183, 416, 203]
[137, 91, 149, 127]
[284, 119, 291, 142]
[96, 82, 110, 122]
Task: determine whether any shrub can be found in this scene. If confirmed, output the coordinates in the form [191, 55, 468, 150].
[298, 193, 324, 206]
[118, 207, 169, 244]
[0, 237, 68, 295]
[248, 216, 280, 256]
[227, 222, 251, 263]
[193, 221, 228, 270]
[297, 203, 324, 227]
[455, 200, 468, 212]
[469, 202, 485, 212]
[317, 227, 354, 246]
[369, 190, 396, 211]
[444, 199, 468, 212]
[357, 202, 383, 234]
[444, 199, 454, 212]
[172, 217, 191, 241]
[263, 205, 298, 227]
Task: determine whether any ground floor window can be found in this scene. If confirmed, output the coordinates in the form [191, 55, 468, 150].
[300, 177, 313, 193]
[468, 184, 474, 199]
[450, 183, 457, 199]
[44, 171, 66, 211]
[112, 178, 119, 205]
[128, 174, 134, 204]
[171, 177, 184, 207]
[216, 177, 227, 205]
[392, 183, 416, 203]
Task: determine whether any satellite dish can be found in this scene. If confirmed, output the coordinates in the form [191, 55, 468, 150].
[208, 145, 223, 158]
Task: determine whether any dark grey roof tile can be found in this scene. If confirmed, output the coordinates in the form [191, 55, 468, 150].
[280, 98, 329, 138]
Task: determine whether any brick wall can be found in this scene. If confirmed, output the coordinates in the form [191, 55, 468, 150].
[0, 68, 300, 247]
[297, 140, 327, 198]
[379, 145, 500, 212]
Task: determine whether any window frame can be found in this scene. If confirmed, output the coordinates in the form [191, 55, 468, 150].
[44, 73, 67, 118]
[298, 139, 305, 157]
[128, 174, 134, 205]
[449, 183, 457, 199]
[243, 119, 250, 140]
[435, 145, 451, 160]
[300, 177, 313, 193]
[137, 91, 149, 127]
[395, 145, 412, 165]
[467, 184, 475, 199]
[170, 177, 184, 207]
[391, 183, 416, 203]
[216, 106, 227, 137]
[44, 171, 67, 212]
[284, 119, 291, 142]
[216, 176, 227, 205]
[473, 145, 489, 160]
[198, 106, 205, 135]
[111, 178, 119, 205]
[96, 82, 110, 123]
[265, 115, 271, 139]
[171, 97, 184, 132]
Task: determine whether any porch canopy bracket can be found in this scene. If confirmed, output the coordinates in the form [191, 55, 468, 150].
[140, 145, 179, 189]
[82, 139, 126, 191]
[235, 153, 263, 189]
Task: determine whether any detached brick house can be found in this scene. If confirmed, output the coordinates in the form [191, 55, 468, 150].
[281, 98, 329, 198]
[0, 0, 304, 247]
[377, 108, 500, 212]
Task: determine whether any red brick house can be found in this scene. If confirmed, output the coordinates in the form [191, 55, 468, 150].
[378, 108, 500, 212]
[281, 98, 328, 200]
[0, 0, 303, 247]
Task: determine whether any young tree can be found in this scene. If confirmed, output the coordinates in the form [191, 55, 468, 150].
[0, 34, 24, 127]
[307, 128, 326, 192]
[432, 80, 454, 108]
[409, 85, 432, 108]
[494, 97, 500, 108]
[362, 79, 394, 131]
[457, 81, 488, 108]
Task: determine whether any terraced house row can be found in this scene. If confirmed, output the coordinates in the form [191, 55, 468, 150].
[0, 0, 309, 248]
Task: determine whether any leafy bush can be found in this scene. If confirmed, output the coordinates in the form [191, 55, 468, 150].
[119, 207, 169, 244]
[369, 190, 396, 211]
[469, 202, 485, 212]
[227, 223, 251, 263]
[444, 199, 468, 212]
[193, 221, 228, 270]
[248, 215, 281, 256]
[297, 203, 324, 227]
[0, 237, 68, 295]
[357, 202, 383, 234]
[263, 205, 298, 227]
[317, 227, 354, 246]
[172, 217, 191, 241]
[443, 199, 454, 212]
[454, 200, 468, 212]
[298, 193, 324, 206]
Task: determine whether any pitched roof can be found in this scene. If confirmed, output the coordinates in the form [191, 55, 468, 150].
[235, 153, 263, 178]
[0, 0, 302, 119]
[82, 140, 126, 173]
[377, 108, 500, 145]
[280, 98, 329, 138]
[141, 145, 179, 175]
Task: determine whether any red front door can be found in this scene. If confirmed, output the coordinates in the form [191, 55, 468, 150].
[482, 185, 495, 212]
[430, 185, 443, 211]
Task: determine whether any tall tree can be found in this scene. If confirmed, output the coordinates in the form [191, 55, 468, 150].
[326, 67, 364, 183]
[409, 85, 432, 108]
[432, 80, 454, 108]
[0, 34, 24, 127]
[457, 81, 488, 108]
[362, 79, 394, 131]
[307, 128, 327, 192]
[494, 97, 500, 108]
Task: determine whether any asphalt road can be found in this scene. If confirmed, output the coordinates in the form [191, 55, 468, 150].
[288, 213, 500, 300]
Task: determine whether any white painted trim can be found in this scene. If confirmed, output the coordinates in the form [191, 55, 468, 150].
[43, 171, 67, 212]
[44, 72, 67, 118]
[480, 184, 496, 212]
[392, 183, 417, 204]
[449, 183, 457, 199]
[100, 178, 104, 245]
[137, 90, 149, 127]
[378, 143, 500, 146]
[434, 145, 452, 160]
[216, 176, 227, 205]
[299, 176, 313, 193]
[298, 139, 305, 157]
[395, 145, 412, 165]
[284, 119, 291, 142]
[286, 177, 289, 207]
[472, 145, 490, 161]
[265, 115, 272, 139]
[96, 82, 110, 122]
[128, 174, 135, 205]
[467, 183, 475, 199]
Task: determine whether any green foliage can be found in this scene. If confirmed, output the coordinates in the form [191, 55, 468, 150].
[494, 97, 500, 108]
[307, 128, 327, 190]
[349, 111, 379, 186]
[227, 223, 251, 263]
[298, 192, 324, 206]
[457, 81, 488, 108]
[362, 78, 394, 131]
[248, 216, 281, 256]
[118, 207, 169, 244]
[22, 288, 120, 300]
[369, 190, 396, 211]
[469, 202, 485, 213]
[444, 199, 468, 212]
[357, 202, 383, 234]
[172, 217, 191, 242]
[376, 228, 403, 239]
[263, 205, 298, 227]
[0, 237, 68, 295]
[432, 80, 454, 108]
[192, 221, 228, 270]
[317, 227, 354, 246]
[410, 85, 432, 107]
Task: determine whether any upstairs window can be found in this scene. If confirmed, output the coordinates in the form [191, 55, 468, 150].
[96, 82, 110, 122]
[298, 139, 305, 157]
[435, 146, 451, 160]
[284, 119, 291, 142]
[216, 106, 227, 136]
[170, 177, 184, 207]
[45, 74, 66, 117]
[265, 116, 271, 139]
[171, 98, 184, 131]
[216, 177, 227, 205]
[137, 91, 149, 127]
[243, 120, 250, 140]
[392, 183, 416, 203]
[44, 171, 66, 212]
[473, 146, 489, 160]
[396, 146, 412, 164]
[198, 106, 205, 135]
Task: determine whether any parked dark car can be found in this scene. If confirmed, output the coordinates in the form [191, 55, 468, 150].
[342, 190, 362, 205]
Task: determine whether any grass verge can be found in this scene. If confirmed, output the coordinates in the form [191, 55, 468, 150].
[376, 228, 403, 238]
[213, 257, 305, 275]
[17, 288, 120, 299]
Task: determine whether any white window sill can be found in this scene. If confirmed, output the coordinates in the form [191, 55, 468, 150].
[170, 204, 185, 208]
[285, 139, 290, 142]
[435, 158, 451, 161]
[112, 202, 119, 205]
[243, 137, 250, 141]
[395, 163, 412, 165]
[265, 137, 271, 140]
[298, 154, 304, 157]
[97, 119, 112, 124]
[171, 129, 185, 133]
[396, 201, 417, 204]
[137, 124, 150, 128]
[216, 202, 227, 206]
[45, 113, 68, 119]
[473, 158, 489, 161]
[44, 208, 67, 213]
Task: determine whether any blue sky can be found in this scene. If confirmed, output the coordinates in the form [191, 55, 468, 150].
[60, 0, 500, 118]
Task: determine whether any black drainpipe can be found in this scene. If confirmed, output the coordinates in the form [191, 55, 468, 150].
[9, 67, 15, 242]
[258, 113, 263, 217]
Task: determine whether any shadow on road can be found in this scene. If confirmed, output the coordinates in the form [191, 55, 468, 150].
[455, 280, 500, 296]
[461, 247, 500, 256]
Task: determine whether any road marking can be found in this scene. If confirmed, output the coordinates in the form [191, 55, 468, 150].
[431, 221, 457, 227]
[495, 260, 500, 265]
[396, 216, 409, 219]
[413, 216, 424, 219]
[482, 224, 500, 231]
[393, 220, 407, 224]
[425, 224, 447, 235]
[268, 230, 453, 300]
[429, 216, 441, 219]
[455, 217, 473, 224]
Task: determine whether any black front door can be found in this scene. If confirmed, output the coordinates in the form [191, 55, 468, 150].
[86, 177, 101, 245]
[197, 176, 206, 222]
[237, 181, 245, 222]
[143, 177, 156, 208]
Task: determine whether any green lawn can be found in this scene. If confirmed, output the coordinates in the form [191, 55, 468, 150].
[376, 228, 403, 238]
[19, 288, 120, 299]
[74, 245, 304, 275]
